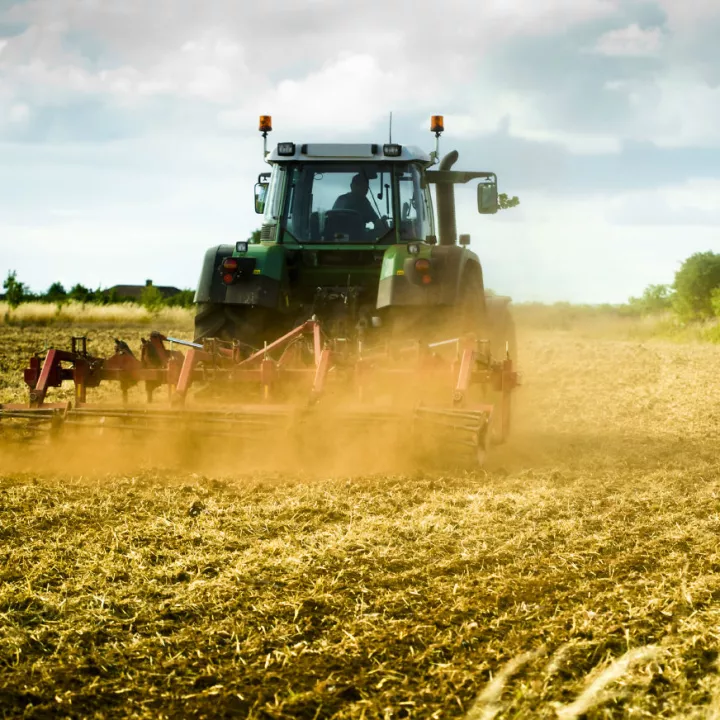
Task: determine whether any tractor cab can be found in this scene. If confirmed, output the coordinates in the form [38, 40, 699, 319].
[194, 115, 511, 347]
[256, 143, 436, 247]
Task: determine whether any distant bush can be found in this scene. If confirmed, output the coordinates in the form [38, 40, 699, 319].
[672, 251, 720, 321]
[166, 289, 196, 308]
[3, 270, 27, 309]
[45, 282, 68, 306]
[628, 284, 674, 316]
[68, 283, 92, 304]
[139, 284, 165, 313]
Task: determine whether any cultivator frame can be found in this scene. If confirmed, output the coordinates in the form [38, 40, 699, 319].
[0, 319, 518, 464]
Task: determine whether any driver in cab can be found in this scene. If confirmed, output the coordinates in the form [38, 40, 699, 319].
[333, 174, 385, 235]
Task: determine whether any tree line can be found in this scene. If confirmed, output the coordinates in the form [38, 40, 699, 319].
[628, 252, 720, 321]
[2, 271, 195, 311]
[5, 250, 720, 320]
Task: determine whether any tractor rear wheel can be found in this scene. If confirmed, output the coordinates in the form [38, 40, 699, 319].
[456, 270, 487, 338]
[194, 303, 280, 350]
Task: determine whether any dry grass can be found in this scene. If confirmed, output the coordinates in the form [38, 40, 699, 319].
[513, 303, 720, 344]
[0, 301, 194, 329]
[2, 319, 720, 717]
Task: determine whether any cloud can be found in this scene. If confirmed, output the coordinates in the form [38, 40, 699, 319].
[608, 178, 720, 225]
[0, 0, 624, 141]
[593, 23, 664, 56]
[8, 102, 29, 122]
[219, 53, 411, 134]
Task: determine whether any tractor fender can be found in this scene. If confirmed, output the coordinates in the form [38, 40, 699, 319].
[376, 245, 486, 309]
[194, 245, 282, 308]
[430, 245, 487, 308]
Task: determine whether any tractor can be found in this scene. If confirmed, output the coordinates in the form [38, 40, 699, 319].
[0, 116, 518, 467]
[194, 115, 515, 364]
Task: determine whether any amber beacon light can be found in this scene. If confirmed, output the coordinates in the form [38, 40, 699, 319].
[259, 115, 273, 133]
[430, 115, 444, 134]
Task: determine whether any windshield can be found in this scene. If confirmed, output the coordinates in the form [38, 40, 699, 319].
[281, 163, 396, 244]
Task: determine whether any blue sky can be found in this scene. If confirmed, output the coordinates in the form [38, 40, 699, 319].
[0, 0, 719, 303]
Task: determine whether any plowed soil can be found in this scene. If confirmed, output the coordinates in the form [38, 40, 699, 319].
[1, 322, 720, 718]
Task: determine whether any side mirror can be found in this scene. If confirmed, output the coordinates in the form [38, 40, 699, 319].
[477, 182, 498, 215]
[254, 183, 268, 214]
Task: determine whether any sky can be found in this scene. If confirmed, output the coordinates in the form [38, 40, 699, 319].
[0, 0, 719, 304]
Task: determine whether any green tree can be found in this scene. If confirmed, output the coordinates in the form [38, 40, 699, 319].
[628, 284, 674, 315]
[166, 289, 196, 308]
[69, 283, 91, 304]
[249, 228, 262, 243]
[672, 252, 720, 321]
[498, 193, 520, 210]
[140, 284, 165, 313]
[3, 270, 27, 309]
[45, 282, 67, 305]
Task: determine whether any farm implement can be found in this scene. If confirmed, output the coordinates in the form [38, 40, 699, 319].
[0, 115, 519, 467]
[0, 320, 517, 467]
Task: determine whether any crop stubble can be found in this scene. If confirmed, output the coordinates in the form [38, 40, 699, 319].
[1, 322, 720, 718]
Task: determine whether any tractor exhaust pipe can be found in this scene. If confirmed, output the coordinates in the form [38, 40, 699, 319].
[437, 150, 458, 246]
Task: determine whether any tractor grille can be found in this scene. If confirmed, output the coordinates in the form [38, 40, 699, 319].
[309, 250, 384, 267]
[260, 224, 275, 241]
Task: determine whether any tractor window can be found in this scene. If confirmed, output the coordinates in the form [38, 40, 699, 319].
[263, 165, 286, 222]
[281, 163, 396, 244]
[397, 166, 430, 241]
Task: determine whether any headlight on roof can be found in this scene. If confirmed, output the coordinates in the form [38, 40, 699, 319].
[277, 142, 295, 156]
[383, 143, 402, 157]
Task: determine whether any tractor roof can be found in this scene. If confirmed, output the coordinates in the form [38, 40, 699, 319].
[267, 143, 431, 164]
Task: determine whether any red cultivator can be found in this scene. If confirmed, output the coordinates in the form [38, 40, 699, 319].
[0, 320, 518, 467]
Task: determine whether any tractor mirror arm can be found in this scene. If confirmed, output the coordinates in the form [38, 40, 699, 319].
[425, 171, 497, 185]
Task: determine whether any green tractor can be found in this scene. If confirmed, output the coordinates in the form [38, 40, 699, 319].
[0, 115, 519, 468]
[193, 115, 516, 366]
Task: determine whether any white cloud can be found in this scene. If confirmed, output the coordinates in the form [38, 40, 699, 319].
[603, 73, 720, 148]
[654, 0, 720, 30]
[594, 24, 664, 57]
[220, 53, 412, 134]
[608, 178, 720, 225]
[8, 103, 30, 123]
[0, 28, 254, 106]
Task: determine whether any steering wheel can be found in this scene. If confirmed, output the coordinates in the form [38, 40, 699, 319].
[323, 209, 364, 241]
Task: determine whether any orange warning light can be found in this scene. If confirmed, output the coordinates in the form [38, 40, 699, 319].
[430, 115, 444, 133]
[259, 115, 272, 133]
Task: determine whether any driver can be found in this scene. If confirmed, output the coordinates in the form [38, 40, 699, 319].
[333, 174, 384, 233]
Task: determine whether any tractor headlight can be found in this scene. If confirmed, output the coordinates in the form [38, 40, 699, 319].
[383, 143, 402, 157]
[235, 241, 249, 253]
[277, 142, 295, 156]
[407, 243, 420, 255]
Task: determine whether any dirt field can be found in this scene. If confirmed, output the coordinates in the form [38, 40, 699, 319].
[2, 321, 720, 718]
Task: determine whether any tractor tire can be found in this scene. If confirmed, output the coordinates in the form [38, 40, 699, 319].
[194, 303, 280, 349]
[456, 270, 488, 338]
[194, 303, 229, 342]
